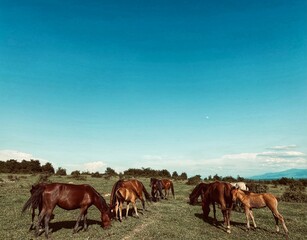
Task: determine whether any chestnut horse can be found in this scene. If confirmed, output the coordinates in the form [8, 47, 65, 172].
[202, 181, 233, 233]
[189, 182, 217, 220]
[22, 183, 112, 238]
[231, 188, 289, 238]
[189, 182, 210, 205]
[150, 178, 175, 200]
[115, 187, 140, 221]
[110, 179, 151, 216]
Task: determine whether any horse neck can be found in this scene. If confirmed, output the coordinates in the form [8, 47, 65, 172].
[237, 191, 247, 203]
[191, 185, 202, 199]
[93, 194, 108, 213]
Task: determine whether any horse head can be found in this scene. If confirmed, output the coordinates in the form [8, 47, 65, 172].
[230, 187, 239, 204]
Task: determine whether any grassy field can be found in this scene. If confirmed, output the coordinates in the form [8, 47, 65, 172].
[0, 174, 306, 240]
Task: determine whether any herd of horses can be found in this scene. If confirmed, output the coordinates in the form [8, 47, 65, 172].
[22, 179, 289, 239]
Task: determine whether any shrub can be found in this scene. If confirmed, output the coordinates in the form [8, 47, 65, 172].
[36, 174, 52, 184]
[281, 189, 307, 203]
[247, 183, 268, 193]
[186, 175, 202, 185]
[91, 172, 102, 178]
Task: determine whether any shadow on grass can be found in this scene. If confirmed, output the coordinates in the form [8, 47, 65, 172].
[194, 213, 268, 233]
[48, 219, 101, 233]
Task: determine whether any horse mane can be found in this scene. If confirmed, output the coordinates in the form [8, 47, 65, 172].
[22, 184, 45, 213]
[88, 185, 109, 210]
[190, 183, 206, 203]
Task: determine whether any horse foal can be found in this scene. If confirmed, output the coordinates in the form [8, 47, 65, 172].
[231, 188, 288, 238]
[115, 187, 139, 221]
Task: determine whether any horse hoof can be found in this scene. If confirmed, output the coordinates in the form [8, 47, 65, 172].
[226, 229, 231, 234]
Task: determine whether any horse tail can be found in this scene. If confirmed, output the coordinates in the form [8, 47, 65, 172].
[170, 181, 175, 199]
[141, 182, 152, 202]
[22, 184, 44, 214]
[110, 180, 124, 207]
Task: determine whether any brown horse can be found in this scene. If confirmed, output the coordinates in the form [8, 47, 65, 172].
[150, 178, 175, 200]
[231, 188, 289, 238]
[189, 182, 217, 220]
[202, 181, 233, 233]
[22, 183, 112, 238]
[189, 182, 210, 205]
[110, 179, 151, 217]
[115, 187, 140, 221]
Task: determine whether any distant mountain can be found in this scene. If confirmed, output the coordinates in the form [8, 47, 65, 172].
[249, 168, 307, 180]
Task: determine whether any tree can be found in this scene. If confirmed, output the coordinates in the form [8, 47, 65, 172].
[71, 170, 81, 176]
[187, 175, 202, 185]
[55, 167, 67, 176]
[105, 167, 118, 177]
[213, 174, 221, 181]
[172, 171, 179, 179]
[179, 172, 187, 180]
[41, 162, 55, 174]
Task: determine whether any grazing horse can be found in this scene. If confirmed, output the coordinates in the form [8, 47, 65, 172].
[110, 179, 151, 217]
[22, 183, 112, 238]
[202, 181, 233, 233]
[189, 182, 210, 205]
[150, 178, 175, 200]
[189, 182, 217, 220]
[231, 188, 289, 238]
[115, 187, 140, 221]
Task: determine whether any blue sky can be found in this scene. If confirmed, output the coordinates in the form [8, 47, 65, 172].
[1, 0, 306, 177]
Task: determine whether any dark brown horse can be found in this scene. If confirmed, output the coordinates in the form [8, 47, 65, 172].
[22, 183, 112, 238]
[150, 178, 175, 200]
[202, 181, 233, 233]
[189, 182, 210, 205]
[189, 182, 217, 220]
[231, 188, 289, 238]
[110, 179, 151, 217]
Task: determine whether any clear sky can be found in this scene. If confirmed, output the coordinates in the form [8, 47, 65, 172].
[1, 0, 306, 177]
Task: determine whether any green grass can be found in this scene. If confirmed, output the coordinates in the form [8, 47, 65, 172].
[0, 174, 306, 239]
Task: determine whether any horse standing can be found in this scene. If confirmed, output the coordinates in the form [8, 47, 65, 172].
[115, 187, 140, 221]
[110, 179, 151, 217]
[150, 178, 175, 200]
[202, 181, 233, 233]
[230, 182, 249, 211]
[231, 188, 289, 238]
[22, 183, 112, 238]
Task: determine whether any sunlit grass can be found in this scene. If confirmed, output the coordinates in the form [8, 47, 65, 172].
[0, 174, 306, 239]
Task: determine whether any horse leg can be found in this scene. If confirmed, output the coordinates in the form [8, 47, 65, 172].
[83, 209, 88, 231]
[35, 210, 45, 237]
[133, 201, 139, 218]
[44, 211, 52, 239]
[222, 209, 231, 233]
[73, 208, 85, 233]
[29, 208, 36, 231]
[273, 211, 288, 235]
[124, 201, 128, 220]
[249, 210, 257, 229]
[245, 207, 251, 231]
[213, 203, 217, 222]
